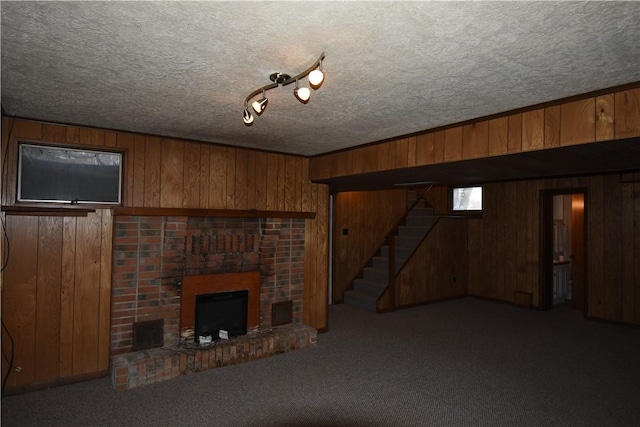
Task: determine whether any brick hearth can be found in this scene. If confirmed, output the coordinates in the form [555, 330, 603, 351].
[112, 324, 316, 391]
[110, 215, 313, 389]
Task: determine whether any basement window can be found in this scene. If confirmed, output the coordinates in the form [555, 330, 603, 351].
[451, 186, 483, 212]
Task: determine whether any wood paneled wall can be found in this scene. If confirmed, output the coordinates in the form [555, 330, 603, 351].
[394, 218, 468, 307]
[468, 173, 640, 326]
[310, 87, 640, 180]
[1, 210, 113, 390]
[1, 118, 329, 391]
[332, 189, 408, 302]
[1, 119, 320, 212]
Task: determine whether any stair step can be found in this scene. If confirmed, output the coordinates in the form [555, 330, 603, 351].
[407, 199, 426, 209]
[363, 267, 389, 284]
[354, 278, 387, 298]
[395, 246, 414, 260]
[395, 235, 423, 248]
[406, 216, 438, 227]
[343, 291, 377, 313]
[397, 225, 432, 236]
[407, 207, 434, 216]
[372, 255, 405, 272]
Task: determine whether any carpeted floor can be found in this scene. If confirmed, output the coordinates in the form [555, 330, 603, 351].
[2, 297, 640, 426]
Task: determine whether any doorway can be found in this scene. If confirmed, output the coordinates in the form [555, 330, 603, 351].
[540, 189, 586, 313]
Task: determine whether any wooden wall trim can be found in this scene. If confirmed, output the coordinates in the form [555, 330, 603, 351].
[113, 207, 315, 219]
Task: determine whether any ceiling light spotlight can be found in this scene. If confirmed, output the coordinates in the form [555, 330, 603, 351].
[243, 102, 254, 125]
[294, 80, 310, 103]
[308, 59, 324, 88]
[242, 52, 325, 124]
[251, 90, 268, 115]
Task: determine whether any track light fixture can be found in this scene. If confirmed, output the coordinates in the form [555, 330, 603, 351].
[251, 89, 267, 115]
[294, 80, 310, 103]
[243, 52, 325, 126]
[243, 102, 254, 125]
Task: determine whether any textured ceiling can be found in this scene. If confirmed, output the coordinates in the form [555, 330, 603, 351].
[2, 1, 640, 156]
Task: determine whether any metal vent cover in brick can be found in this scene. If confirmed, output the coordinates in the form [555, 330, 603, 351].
[132, 319, 164, 351]
[271, 300, 293, 326]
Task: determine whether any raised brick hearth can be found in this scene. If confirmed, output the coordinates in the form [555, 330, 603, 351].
[110, 215, 313, 389]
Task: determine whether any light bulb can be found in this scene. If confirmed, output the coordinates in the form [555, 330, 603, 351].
[308, 69, 324, 87]
[295, 86, 311, 103]
[252, 97, 268, 114]
[243, 108, 254, 125]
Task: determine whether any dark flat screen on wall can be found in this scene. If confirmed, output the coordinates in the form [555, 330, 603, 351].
[18, 143, 122, 204]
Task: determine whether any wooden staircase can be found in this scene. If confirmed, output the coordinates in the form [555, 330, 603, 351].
[343, 191, 438, 312]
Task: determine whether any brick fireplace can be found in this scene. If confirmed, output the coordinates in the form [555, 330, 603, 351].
[109, 215, 316, 389]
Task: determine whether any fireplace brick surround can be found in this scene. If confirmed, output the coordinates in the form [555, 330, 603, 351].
[110, 215, 316, 390]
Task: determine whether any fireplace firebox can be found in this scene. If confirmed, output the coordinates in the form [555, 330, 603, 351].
[194, 290, 248, 342]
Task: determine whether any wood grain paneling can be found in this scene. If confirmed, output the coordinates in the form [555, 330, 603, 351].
[434, 131, 445, 164]
[72, 212, 103, 376]
[443, 127, 463, 162]
[589, 176, 605, 318]
[522, 109, 545, 151]
[304, 184, 329, 331]
[1, 210, 115, 391]
[308, 87, 638, 182]
[246, 150, 257, 209]
[561, 98, 595, 146]
[209, 145, 228, 209]
[544, 106, 561, 148]
[395, 218, 468, 307]
[234, 148, 249, 210]
[59, 217, 77, 378]
[144, 136, 162, 208]
[507, 113, 523, 153]
[132, 135, 146, 206]
[596, 94, 615, 142]
[467, 174, 640, 326]
[35, 216, 62, 383]
[406, 136, 417, 167]
[2, 215, 39, 388]
[603, 174, 623, 321]
[462, 121, 489, 159]
[615, 88, 640, 139]
[276, 153, 286, 211]
[182, 142, 201, 208]
[97, 210, 113, 372]
[255, 151, 268, 211]
[488, 117, 508, 156]
[395, 138, 409, 168]
[415, 133, 435, 165]
[160, 139, 184, 208]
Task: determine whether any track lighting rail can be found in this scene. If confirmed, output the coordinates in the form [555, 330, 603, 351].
[243, 52, 325, 125]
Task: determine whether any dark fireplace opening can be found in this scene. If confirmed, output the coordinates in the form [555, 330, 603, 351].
[195, 290, 248, 343]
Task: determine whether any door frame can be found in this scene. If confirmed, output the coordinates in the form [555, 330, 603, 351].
[539, 188, 588, 313]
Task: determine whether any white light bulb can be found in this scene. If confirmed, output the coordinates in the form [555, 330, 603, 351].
[295, 87, 311, 102]
[243, 109, 254, 125]
[308, 69, 324, 87]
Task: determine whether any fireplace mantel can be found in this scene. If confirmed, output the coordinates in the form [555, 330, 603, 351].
[113, 206, 315, 219]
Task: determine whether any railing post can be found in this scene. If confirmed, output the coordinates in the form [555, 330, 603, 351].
[388, 234, 396, 311]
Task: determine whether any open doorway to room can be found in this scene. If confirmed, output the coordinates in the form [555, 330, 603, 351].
[540, 190, 587, 313]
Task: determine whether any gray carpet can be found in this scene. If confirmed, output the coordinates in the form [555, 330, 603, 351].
[3, 297, 640, 426]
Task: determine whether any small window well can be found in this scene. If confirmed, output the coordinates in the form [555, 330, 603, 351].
[451, 186, 483, 211]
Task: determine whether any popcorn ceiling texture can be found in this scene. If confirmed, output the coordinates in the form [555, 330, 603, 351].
[2, 2, 639, 156]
